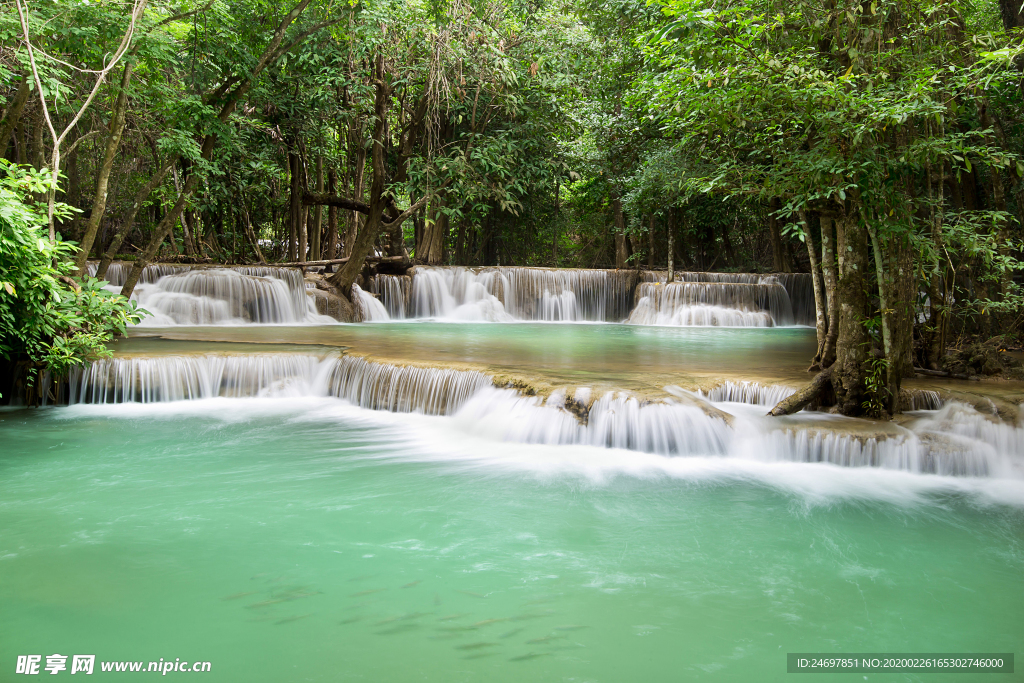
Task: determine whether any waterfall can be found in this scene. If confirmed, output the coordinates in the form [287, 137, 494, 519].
[409, 267, 512, 321]
[369, 274, 412, 318]
[88, 262, 816, 325]
[85, 262, 331, 326]
[126, 268, 330, 325]
[87, 262, 189, 285]
[69, 353, 489, 416]
[626, 281, 794, 327]
[642, 271, 814, 325]
[64, 352, 1022, 476]
[699, 381, 797, 406]
[497, 267, 636, 321]
[402, 266, 636, 322]
[398, 266, 801, 325]
[68, 354, 337, 403]
[453, 387, 732, 455]
[903, 389, 944, 411]
[749, 428, 994, 476]
[326, 356, 490, 415]
[352, 283, 390, 321]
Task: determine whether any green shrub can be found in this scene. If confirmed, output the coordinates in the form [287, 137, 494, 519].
[0, 161, 144, 395]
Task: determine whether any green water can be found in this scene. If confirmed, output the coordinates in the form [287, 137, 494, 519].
[1, 400, 1021, 682]
[126, 323, 818, 386]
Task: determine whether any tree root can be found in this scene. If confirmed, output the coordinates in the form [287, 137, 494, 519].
[767, 366, 833, 416]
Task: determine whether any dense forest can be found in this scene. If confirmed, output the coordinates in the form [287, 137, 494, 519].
[1, 0, 1023, 415]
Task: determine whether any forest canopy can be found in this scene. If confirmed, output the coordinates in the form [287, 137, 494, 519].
[1, 0, 1022, 414]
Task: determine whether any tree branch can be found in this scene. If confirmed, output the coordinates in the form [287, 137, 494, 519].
[302, 191, 370, 213]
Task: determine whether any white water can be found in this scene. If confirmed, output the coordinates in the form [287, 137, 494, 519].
[371, 267, 811, 326]
[351, 283, 390, 321]
[64, 353, 1024, 479]
[90, 265, 334, 325]
[627, 281, 795, 327]
[88, 262, 814, 327]
[698, 381, 797, 406]
[372, 266, 636, 322]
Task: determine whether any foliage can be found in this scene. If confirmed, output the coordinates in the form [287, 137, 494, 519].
[0, 162, 144, 387]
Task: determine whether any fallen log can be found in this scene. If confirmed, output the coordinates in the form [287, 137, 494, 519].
[913, 367, 978, 381]
[767, 366, 833, 416]
[269, 255, 408, 268]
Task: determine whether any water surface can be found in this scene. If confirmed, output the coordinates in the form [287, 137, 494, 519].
[126, 324, 819, 388]
[1, 401, 1021, 682]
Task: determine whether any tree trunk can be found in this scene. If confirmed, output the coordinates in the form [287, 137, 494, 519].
[344, 122, 366, 258]
[329, 54, 389, 297]
[612, 191, 627, 269]
[74, 62, 134, 274]
[889, 235, 916, 382]
[120, 0, 316, 299]
[801, 211, 828, 370]
[829, 207, 871, 416]
[926, 163, 948, 370]
[768, 366, 833, 416]
[420, 196, 448, 265]
[867, 220, 898, 413]
[647, 215, 655, 268]
[311, 154, 323, 260]
[998, 0, 1024, 29]
[666, 209, 675, 282]
[818, 214, 839, 367]
[96, 159, 175, 279]
[288, 150, 301, 261]
[768, 198, 791, 272]
[326, 168, 338, 260]
[0, 73, 31, 157]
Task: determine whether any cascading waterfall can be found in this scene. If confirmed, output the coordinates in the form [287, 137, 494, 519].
[69, 354, 337, 403]
[699, 381, 797, 406]
[325, 356, 491, 415]
[369, 274, 412, 318]
[453, 387, 732, 455]
[388, 266, 637, 322]
[748, 428, 992, 476]
[69, 353, 489, 416]
[94, 265, 332, 325]
[904, 389, 944, 411]
[643, 271, 815, 325]
[87, 261, 189, 285]
[351, 283, 390, 321]
[380, 266, 806, 325]
[497, 268, 636, 321]
[408, 267, 512, 321]
[627, 281, 795, 327]
[64, 353, 1022, 477]
[88, 262, 815, 326]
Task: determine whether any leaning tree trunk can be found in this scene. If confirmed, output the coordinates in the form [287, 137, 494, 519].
[817, 214, 839, 367]
[800, 211, 828, 370]
[120, 0, 316, 299]
[96, 158, 175, 279]
[0, 72, 31, 157]
[329, 55, 389, 296]
[74, 62, 134, 275]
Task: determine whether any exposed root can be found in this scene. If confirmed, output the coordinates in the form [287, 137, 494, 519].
[767, 366, 833, 416]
